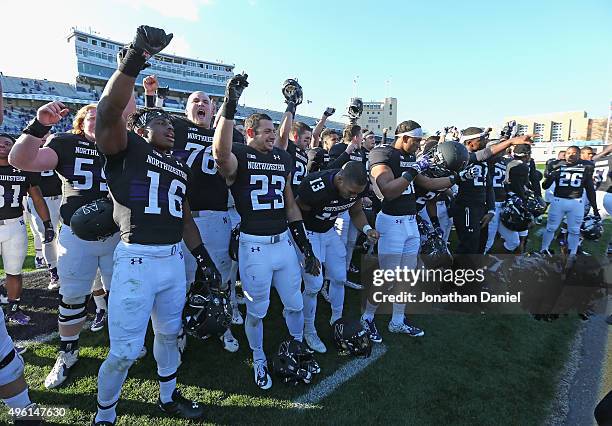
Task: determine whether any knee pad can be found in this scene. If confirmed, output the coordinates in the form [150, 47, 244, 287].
[59, 295, 89, 326]
[103, 352, 136, 374]
[154, 332, 178, 345]
[303, 275, 323, 295]
[0, 349, 24, 386]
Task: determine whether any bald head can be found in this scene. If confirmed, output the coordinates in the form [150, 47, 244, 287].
[186, 91, 213, 128]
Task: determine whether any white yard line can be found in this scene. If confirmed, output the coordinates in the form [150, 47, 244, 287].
[292, 343, 387, 408]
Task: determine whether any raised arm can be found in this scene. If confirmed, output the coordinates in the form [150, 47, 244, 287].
[213, 73, 248, 184]
[310, 108, 335, 148]
[472, 134, 535, 162]
[143, 75, 159, 108]
[593, 144, 612, 161]
[97, 26, 173, 155]
[8, 101, 66, 171]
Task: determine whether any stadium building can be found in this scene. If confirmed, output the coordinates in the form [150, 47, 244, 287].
[352, 97, 397, 136]
[0, 28, 344, 135]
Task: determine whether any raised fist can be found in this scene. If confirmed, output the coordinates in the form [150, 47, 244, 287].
[143, 75, 159, 95]
[323, 107, 335, 117]
[225, 73, 249, 103]
[132, 25, 173, 58]
[37, 101, 69, 126]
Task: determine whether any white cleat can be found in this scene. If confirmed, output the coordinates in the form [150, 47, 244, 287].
[254, 360, 272, 390]
[232, 308, 244, 326]
[44, 350, 79, 389]
[221, 330, 239, 353]
[304, 332, 327, 353]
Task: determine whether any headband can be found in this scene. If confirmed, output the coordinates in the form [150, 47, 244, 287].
[459, 131, 485, 144]
[395, 127, 424, 138]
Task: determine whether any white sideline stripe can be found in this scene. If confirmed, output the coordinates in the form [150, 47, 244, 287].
[292, 343, 387, 408]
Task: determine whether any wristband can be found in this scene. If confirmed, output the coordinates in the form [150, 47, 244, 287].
[219, 100, 237, 120]
[23, 118, 52, 139]
[362, 224, 373, 234]
[448, 174, 457, 186]
[118, 46, 149, 78]
[190, 244, 214, 269]
[145, 95, 156, 108]
[288, 220, 313, 256]
[43, 220, 53, 228]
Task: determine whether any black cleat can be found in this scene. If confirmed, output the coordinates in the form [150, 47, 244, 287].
[158, 389, 204, 420]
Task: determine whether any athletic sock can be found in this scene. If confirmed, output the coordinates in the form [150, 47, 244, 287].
[361, 301, 378, 322]
[3, 388, 32, 409]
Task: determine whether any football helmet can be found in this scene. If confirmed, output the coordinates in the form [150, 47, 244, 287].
[430, 140, 470, 173]
[525, 194, 546, 217]
[581, 215, 603, 240]
[347, 98, 364, 122]
[282, 78, 303, 106]
[420, 232, 453, 269]
[70, 197, 119, 241]
[229, 224, 240, 261]
[271, 338, 319, 385]
[500, 195, 532, 231]
[332, 318, 371, 357]
[183, 275, 231, 340]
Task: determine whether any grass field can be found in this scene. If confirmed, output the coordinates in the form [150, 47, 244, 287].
[0, 186, 610, 425]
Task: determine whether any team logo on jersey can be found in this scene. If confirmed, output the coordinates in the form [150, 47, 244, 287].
[78, 140, 89, 146]
[251, 246, 261, 252]
[274, 155, 280, 160]
[130, 257, 143, 264]
[189, 127, 199, 132]
[247, 154, 256, 159]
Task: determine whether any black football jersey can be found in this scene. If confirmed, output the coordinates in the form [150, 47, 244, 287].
[230, 144, 292, 236]
[0, 166, 39, 220]
[103, 132, 191, 245]
[307, 148, 329, 172]
[37, 169, 62, 197]
[553, 160, 594, 199]
[169, 117, 228, 211]
[456, 160, 490, 205]
[297, 169, 362, 233]
[46, 133, 108, 225]
[368, 144, 417, 216]
[287, 142, 309, 193]
[594, 155, 612, 193]
[491, 157, 511, 202]
[329, 142, 367, 167]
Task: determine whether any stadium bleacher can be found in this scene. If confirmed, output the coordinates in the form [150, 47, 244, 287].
[1, 75, 346, 136]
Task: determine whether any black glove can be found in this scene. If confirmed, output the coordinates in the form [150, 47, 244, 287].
[42, 220, 55, 244]
[288, 221, 321, 276]
[323, 107, 335, 117]
[219, 73, 249, 120]
[191, 244, 222, 288]
[593, 209, 601, 219]
[118, 25, 173, 78]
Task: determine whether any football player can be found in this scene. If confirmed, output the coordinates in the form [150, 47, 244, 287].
[213, 73, 321, 389]
[92, 26, 209, 424]
[364, 120, 456, 341]
[295, 161, 379, 352]
[143, 74, 241, 351]
[497, 144, 534, 253]
[307, 128, 337, 173]
[541, 146, 599, 262]
[287, 121, 311, 194]
[9, 101, 122, 389]
[483, 149, 511, 253]
[24, 132, 62, 289]
[0, 134, 54, 325]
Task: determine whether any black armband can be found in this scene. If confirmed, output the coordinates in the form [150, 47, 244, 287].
[23, 118, 52, 139]
[145, 95, 156, 108]
[401, 168, 419, 184]
[218, 99, 237, 120]
[285, 101, 296, 117]
[118, 45, 149, 78]
[191, 244, 214, 269]
[288, 220, 313, 256]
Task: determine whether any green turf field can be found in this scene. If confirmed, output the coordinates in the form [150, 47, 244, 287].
[0, 221, 608, 425]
